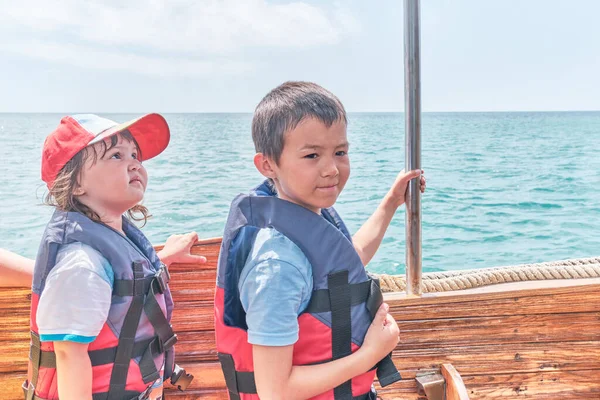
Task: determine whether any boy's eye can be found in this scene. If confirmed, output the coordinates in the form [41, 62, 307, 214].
[111, 152, 121, 159]
[132, 152, 138, 160]
[304, 153, 318, 159]
[336, 150, 348, 157]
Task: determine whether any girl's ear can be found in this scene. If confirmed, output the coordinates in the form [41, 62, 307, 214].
[253, 153, 277, 179]
[73, 186, 85, 196]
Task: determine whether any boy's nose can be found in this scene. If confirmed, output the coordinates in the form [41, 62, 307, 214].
[321, 159, 339, 177]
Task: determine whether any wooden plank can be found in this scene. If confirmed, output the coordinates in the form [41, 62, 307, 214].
[171, 301, 215, 331]
[395, 312, 600, 350]
[376, 370, 600, 399]
[16, 361, 426, 399]
[0, 330, 219, 372]
[1, 372, 27, 400]
[168, 271, 217, 302]
[442, 364, 470, 400]
[3, 239, 600, 399]
[7, 333, 599, 383]
[461, 369, 600, 399]
[4, 367, 600, 400]
[392, 341, 600, 377]
[387, 287, 600, 320]
[385, 281, 600, 306]
[162, 365, 600, 399]
[10, 338, 596, 381]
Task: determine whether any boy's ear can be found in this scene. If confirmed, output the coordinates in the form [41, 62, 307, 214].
[253, 153, 277, 179]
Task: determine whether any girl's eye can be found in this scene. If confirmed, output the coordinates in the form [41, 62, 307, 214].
[132, 152, 138, 160]
[336, 150, 348, 157]
[304, 153, 318, 159]
[111, 152, 121, 159]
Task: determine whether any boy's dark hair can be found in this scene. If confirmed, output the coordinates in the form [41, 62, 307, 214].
[252, 81, 347, 164]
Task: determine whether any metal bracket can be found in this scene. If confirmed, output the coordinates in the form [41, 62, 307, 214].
[416, 372, 446, 400]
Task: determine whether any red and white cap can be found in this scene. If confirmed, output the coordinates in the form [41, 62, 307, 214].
[41, 113, 170, 188]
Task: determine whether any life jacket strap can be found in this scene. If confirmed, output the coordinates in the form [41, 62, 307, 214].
[137, 264, 196, 391]
[106, 261, 148, 399]
[113, 276, 154, 297]
[357, 388, 379, 400]
[217, 352, 378, 400]
[143, 266, 178, 353]
[305, 279, 383, 320]
[25, 262, 191, 398]
[218, 352, 257, 399]
[23, 331, 42, 400]
[328, 270, 354, 399]
[135, 263, 180, 386]
[34, 336, 156, 368]
[305, 275, 402, 389]
[23, 384, 152, 400]
[376, 354, 402, 387]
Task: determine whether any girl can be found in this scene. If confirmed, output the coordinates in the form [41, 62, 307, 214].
[25, 113, 203, 400]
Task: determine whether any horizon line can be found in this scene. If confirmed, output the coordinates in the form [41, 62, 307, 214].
[1, 109, 600, 114]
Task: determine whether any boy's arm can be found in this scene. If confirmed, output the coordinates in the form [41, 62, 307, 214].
[253, 304, 398, 400]
[253, 344, 374, 400]
[54, 341, 93, 400]
[352, 170, 425, 266]
[0, 248, 34, 287]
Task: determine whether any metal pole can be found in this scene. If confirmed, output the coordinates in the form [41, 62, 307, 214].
[404, 0, 422, 296]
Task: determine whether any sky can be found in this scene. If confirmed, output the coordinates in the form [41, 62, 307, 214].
[1, 0, 599, 113]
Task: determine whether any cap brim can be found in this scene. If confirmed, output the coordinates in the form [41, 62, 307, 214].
[88, 113, 170, 161]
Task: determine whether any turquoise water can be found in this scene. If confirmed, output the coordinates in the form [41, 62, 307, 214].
[1, 112, 599, 274]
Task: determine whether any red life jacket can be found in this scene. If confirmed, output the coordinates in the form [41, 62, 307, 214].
[24, 210, 193, 400]
[214, 182, 401, 400]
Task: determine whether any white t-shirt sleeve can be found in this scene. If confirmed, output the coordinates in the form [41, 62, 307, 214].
[37, 242, 114, 344]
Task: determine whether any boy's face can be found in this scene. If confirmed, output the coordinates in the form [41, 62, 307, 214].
[269, 117, 350, 214]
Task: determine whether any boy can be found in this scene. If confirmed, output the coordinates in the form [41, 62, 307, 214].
[215, 81, 426, 400]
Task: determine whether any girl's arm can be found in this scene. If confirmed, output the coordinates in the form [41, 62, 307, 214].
[54, 341, 93, 400]
[156, 231, 206, 266]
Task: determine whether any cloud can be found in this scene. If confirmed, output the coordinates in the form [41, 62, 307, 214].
[1, 1, 361, 71]
[0, 39, 254, 77]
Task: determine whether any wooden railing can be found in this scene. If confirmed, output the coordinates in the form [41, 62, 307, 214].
[1, 239, 600, 399]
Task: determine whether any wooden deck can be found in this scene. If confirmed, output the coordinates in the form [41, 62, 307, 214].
[1, 238, 599, 399]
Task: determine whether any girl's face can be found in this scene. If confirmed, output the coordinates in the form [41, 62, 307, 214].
[76, 134, 147, 219]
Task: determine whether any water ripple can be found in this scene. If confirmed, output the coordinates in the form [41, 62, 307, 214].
[1, 112, 600, 274]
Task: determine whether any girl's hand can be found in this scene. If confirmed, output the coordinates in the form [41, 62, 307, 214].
[158, 231, 207, 266]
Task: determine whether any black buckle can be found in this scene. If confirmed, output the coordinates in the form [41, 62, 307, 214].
[154, 266, 171, 294]
[23, 380, 35, 400]
[171, 364, 194, 391]
[158, 332, 178, 353]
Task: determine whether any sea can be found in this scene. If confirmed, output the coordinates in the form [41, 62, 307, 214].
[1, 112, 599, 274]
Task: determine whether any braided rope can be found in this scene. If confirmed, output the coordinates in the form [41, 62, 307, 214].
[372, 256, 600, 293]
